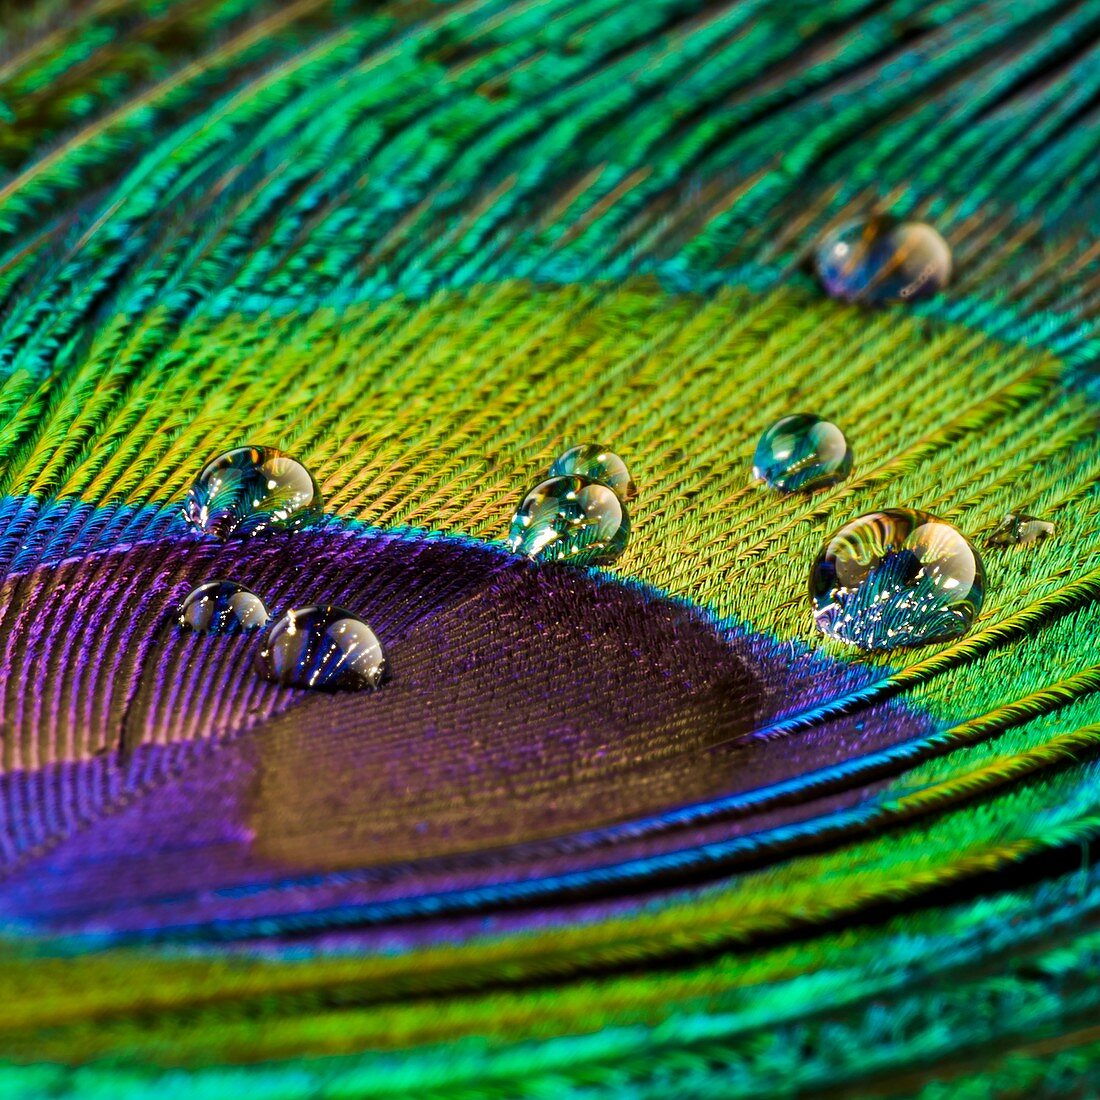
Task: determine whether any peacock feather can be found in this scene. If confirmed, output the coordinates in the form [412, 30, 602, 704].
[0, 0, 1099, 1095]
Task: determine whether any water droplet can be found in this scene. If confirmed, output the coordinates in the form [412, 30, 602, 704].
[183, 446, 322, 540]
[507, 475, 629, 565]
[986, 512, 1056, 547]
[549, 444, 636, 501]
[256, 606, 385, 691]
[753, 414, 852, 492]
[178, 580, 269, 634]
[815, 218, 951, 304]
[810, 509, 985, 650]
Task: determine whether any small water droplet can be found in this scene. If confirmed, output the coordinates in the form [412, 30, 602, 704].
[986, 512, 1056, 547]
[753, 414, 852, 492]
[507, 475, 629, 565]
[183, 446, 322, 540]
[810, 509, 985, 650]
[549, 444, 636, 500]
[256, 606, 386, 691]
[178, 580, 269, 634]
[815, 218, 951, 304]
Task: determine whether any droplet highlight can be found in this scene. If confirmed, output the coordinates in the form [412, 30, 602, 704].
[256, 606, 386, 691]
[507, 475, 629, 565]
[815, 218, 951, 304]
[549, 444, 636, 501]
[810, 509, 985, 651]
[184, 446, 322, 540]
[178, 580, 269, 635]
[753, 414, 852, 493]
[986, 512, 1056, 547]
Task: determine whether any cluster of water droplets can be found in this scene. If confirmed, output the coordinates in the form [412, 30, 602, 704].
[180, 446, 385, 692]
[174, 213, 1053, 680]
[753, 409, 1056, 652]
[746, 212, 1056, 651]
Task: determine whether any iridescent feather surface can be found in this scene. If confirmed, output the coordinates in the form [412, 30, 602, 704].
[0, 1, 1099, 1096]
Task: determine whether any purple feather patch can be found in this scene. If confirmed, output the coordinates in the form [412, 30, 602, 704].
[0, 526, 930, 941]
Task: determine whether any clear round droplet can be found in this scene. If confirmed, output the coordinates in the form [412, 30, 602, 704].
[549, 444, 636, 501]
[986, 512, 1056, 548]
[753, 414, 852, 493]
[256, 606, 386, 691]
[507, 475, 629, 565]
[178, 580, 269, 635]
[183, 446, 322, 540]
[810, 509, 985, 651]
[815, 218, 951, 304]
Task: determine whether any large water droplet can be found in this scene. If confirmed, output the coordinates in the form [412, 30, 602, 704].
[810, 509, 985, 650]
[986, 512, 1055, 548]
[815, 218, 951, 304]
[178, 580, 269, 634]
[507, 475, 629, 565]
[256, 606, 385, 691]
[549, 444, 636, 501]
[753, 414, 852, 492]
[184, 446, 322, 540]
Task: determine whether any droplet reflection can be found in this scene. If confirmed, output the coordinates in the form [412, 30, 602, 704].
[810, 509, 984, 650]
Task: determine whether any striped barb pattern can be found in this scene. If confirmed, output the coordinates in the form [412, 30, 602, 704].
[0, 0, 1098, 1096]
